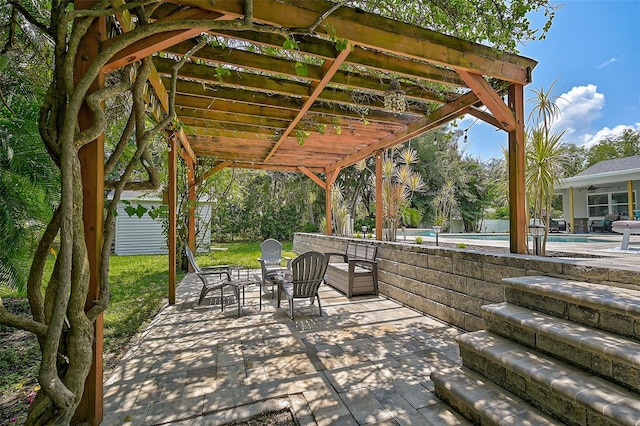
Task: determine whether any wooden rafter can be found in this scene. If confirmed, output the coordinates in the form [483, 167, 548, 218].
[103, 8, 219, 72]
[298, 166, 326, 188]
[457, 70, 516, 131]
[111, 2, 170, 114]
[162, 41, 453, 104]
[265, 46, 352, 161]
[177, 128, 197, 164]
[154, 58, 432, 117]
[208, 29, 466, 87]
[196, 160, 233, 185]
[328, 91, 479, 171]
[464, 106, 503, 130]
[110, 0, 538, 178]
[171, 0, 536, 84]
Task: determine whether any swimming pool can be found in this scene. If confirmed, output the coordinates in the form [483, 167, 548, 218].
[405, 230, 612, 243]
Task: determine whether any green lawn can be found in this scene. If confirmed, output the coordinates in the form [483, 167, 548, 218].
[196, 241, 295, 269]
[0, 241, 293, 423]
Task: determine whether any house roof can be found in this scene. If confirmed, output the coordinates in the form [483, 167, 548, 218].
[557, 156, 640, 190]
[575, 156, 640, 177]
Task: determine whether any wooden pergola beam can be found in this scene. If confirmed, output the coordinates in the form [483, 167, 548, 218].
[178, 112, 290, 130]
[112, 1, 170, 114]
[103, 8, 220, 72]
[155, 57, 436, 115]
[457, 70, 516, 131]
[265, 46, 352, 162]
[298, 166, 326, 188]
[328, 91, 479, 171]
[196, 160, 233, 185]
[213, 161, 326, 173]
[174, 0, 536, 84]
[209, 29, 466, 87]
[163, 41, 453, 104]
[73, 3, 104, 424]
[177, 128, 197, 165]
[464, 105, 503, 130]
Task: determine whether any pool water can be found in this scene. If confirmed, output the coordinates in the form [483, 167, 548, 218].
[408, 230, 612, 244]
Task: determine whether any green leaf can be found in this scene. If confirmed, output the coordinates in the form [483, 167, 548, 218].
[124, 205, 136, 217]
[215, 66, 231, 82]
[0, 55, 9, 72]
[135, 205, 147, 219]
[335, 39, 349, 52]
[294, 62, 308, 77]
[283, 37, 299, 50]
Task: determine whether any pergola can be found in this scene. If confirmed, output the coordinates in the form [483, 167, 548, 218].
[75, 0, 536, 423]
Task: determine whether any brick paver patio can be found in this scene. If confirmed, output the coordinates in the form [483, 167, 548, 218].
[102, 273, 471, 425]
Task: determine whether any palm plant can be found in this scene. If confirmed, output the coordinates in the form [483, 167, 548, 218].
[380, 146, 424, 241]
[331, 183, 350, 235]
[0, 97, 59, 290]
[432, 179, 457, 231]
[526, 82, 569, 254]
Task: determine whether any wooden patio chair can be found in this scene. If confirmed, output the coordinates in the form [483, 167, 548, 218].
[281, 251, 328, 320]
[258, 238, 292, 298]
[185, 246, 231, 305]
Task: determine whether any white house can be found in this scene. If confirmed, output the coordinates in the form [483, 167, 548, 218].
[556, 156, 640, 232]
[113, 191, 212, 255]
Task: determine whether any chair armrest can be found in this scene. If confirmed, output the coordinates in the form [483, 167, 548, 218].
[198, 269, 231, 280]
[284, 256, 292, 269]
[349, 257, 377, 263]
[348, 258, 377, 269]
[325, 252, 348, 262]
[201, 265, 230, 272]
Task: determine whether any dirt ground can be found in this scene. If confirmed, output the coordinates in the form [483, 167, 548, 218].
[221, 409, 297, 425]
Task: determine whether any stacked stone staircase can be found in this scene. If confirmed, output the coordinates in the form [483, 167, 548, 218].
[432, 275, 640, 425]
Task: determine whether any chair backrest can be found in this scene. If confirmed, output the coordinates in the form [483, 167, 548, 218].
[260, 238, 283, 266]
[346, 242, 377, 261]
[184, 246, 203, 274]
[290, 251, 327, 297]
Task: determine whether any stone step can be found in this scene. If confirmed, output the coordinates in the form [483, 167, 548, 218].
[501, 276, 640, 339]
[432, 366, 561, 425]
[457, 330, 640, 426]
[482, 302, 640, 394]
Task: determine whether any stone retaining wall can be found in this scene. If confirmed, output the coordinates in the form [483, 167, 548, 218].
[293, 233, 640, 332]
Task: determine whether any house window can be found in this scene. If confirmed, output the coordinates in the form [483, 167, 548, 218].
[611, 192, 633, 216]
[587, 193, 609, 216]
[587, 191, 635, 217]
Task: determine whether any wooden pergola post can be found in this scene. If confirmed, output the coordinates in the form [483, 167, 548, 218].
[375, 150, 383, 241]
[508, 84, 527, 253]
[73, 1, 104, 424]
[168, 133, 177, 305]
[187, 155, 196, 264]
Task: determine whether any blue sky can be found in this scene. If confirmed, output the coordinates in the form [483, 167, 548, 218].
[459, 0, 640, 161]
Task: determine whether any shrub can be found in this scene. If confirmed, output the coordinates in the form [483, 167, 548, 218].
[301, 222, 319, 233]
[415, 236, 423, 244]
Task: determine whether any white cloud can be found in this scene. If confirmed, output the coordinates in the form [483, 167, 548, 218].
[596, 57, 619, 69]
[549, 84, 604, 144]
[547, 84, 639, 149]
[582, 123, 640, 149]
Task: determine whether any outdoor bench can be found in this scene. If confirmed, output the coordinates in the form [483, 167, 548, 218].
[325, 242, 378, 297]
[589, 213, 620, 232]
